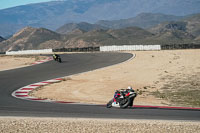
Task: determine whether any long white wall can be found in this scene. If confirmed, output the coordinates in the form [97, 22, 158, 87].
[5, 45, 161, 55]
[100, 45, 161, 51]
[6, 49, 53, 55]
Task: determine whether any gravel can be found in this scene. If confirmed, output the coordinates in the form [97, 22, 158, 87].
[0, 117, 200, 133]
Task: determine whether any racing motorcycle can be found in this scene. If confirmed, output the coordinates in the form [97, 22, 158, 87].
[53, 54, 62, 63]
[106, 88, 137, 109]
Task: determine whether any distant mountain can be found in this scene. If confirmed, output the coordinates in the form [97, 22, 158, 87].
[64, 27, 155, 48]
[56, 22, 107, 34]
[0, 27, 62, 52]
[107, 27, 154, 40]
[149, 14, 200, 43]
[149, 21, 187, 34]
[0, 36, 5, 42]
[195, 36, 200, 41]
[183, 14, 200, 37]
[96, 13, 183, 29]
[1, 13, 200, 52]
[1, 0, 200, 37]
[0, 26, 155, 51]
[2, 25, 199, 52]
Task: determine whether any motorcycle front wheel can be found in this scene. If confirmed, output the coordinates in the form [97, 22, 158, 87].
[106, 99, 113, 108]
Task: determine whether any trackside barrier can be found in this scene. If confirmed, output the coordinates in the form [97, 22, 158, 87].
[100, 45, 161, 51]
[53, 47, 100, 52]
[6, 49, 53, 55]
[161, 44, 200, 50]
[0, 52, 5, 55]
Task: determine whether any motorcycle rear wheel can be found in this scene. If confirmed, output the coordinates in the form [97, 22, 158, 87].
[119, 98, 131, 109]
[58, 58, 62, 63]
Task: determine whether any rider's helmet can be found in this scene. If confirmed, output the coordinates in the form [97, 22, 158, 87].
[127, 86, 132, 90]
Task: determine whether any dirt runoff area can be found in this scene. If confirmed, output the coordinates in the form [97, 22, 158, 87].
[0, 117, 200, 133]
[31, 49, 200, 107]
[0, 55, 47, 71]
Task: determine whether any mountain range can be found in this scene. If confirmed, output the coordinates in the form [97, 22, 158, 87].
[0, 13, 200, 52]
[148, 14, 200, 42]
[96, 13, 184, 29]
[1, 0, 200, 37]
[0, 36, 5, 42]
[57, 13, 184, 33]
[56, 22, 108, 34]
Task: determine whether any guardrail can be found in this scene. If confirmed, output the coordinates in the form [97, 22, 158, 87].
[6, 49, 53, 55]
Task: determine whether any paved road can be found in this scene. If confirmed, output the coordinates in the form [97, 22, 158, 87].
[0, 52, 200, 120]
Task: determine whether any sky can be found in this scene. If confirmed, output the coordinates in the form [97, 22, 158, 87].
[0, 0, 56, 9]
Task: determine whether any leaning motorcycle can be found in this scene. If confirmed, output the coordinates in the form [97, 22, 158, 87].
[53, 55, 62, 63]
[106, 89, 137, 109]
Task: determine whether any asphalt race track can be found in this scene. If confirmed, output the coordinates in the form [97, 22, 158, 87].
[0, 52, 200, 120]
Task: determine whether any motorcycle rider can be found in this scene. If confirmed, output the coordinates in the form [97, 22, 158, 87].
[126, 86, 137, 107]
[111, 86, 136, 108]
[53, 53, 60, 61]
[127, 86, 133, 90]
[113, 86, 133, 103]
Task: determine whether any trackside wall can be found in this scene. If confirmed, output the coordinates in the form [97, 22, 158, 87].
[3, 44, 200, 54]
[6, 49, 53, 55]
[100, 45, 161, 51]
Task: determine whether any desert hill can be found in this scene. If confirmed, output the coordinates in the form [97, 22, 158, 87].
[96, 13, 183, 29]
[0, 36, 5, 42]
[0, 27, 63, 51]
[56, 22, 107, 34]
[148, 14, 200, 44]
[0, 26, 155, 51]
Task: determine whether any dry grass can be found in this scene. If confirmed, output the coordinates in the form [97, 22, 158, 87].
[152, 72, 200, 107]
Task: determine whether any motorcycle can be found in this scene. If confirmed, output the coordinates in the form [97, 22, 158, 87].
[53, 54, 62, 63]
[106, 88, 137, 109]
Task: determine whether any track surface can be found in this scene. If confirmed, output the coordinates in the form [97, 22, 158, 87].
[0, 53, 200, 120]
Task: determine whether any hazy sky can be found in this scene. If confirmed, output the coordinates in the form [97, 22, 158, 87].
[0, 0, 55, 9]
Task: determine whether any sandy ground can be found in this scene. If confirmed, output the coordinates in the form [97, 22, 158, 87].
[0, 117, 200, 133]
[32, 49, 200, 106]
[0, 55, 47, 71]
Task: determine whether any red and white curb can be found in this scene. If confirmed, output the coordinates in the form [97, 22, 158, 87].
[31, 57, 53, 65]
[12, 78, 74, 104]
